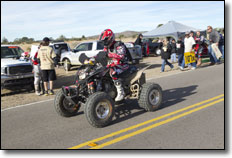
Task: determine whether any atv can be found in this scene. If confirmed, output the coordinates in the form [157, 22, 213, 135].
[54, 52, 162, 128]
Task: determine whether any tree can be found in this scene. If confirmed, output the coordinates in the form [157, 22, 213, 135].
[49, 37, 54, 41]
[119, 34, 124, 40]
[157, 24, 163, 28]
[2, 37, 8, 44]
[132, 34, 138, 38]
[81, 35, 86, 40]
[57, 35, 66, 41]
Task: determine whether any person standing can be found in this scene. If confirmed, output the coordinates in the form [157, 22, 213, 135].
[31, 43, 44, 95]
[176, 37, 185, 68]
[180, 32, 196, 70]
[194, 31, 205, 67]
[160, 39, 174, 72]
[207, 26, 221, 65]
[37, 37, 57, 96]
[170, 39, 177, 63]
[134, 34, 143, 46]
[134, 34, 145, 56]
[218, 29, 224, 61]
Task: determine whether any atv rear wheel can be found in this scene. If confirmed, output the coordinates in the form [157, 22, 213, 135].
[84, 92, 115, 128]
[54, 89, 80, 117]
[138, 83, 162, 111]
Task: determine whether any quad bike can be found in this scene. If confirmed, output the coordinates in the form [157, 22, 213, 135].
[54, 52, 162, 128]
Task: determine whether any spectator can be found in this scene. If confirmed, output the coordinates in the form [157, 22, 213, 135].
[218, 29, 224, 61]
[31, 43, 44, 95]
[176, 37, 185, 68]
[160, 39, 174, 72]
[134, 34, 143, 46]
[180, 31, 196, 70]
[194, 31, 205, 67]
[37, 37, 57, 96]
[134, 34, 145, 56]
[170, 39, 177, 63]
[207, 26, 221, 65]
[190, 31, 194, 38]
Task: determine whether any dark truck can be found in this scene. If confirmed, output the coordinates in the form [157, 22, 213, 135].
[141, 39, 162, 56]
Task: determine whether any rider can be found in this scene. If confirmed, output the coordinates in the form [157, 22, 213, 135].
[98, 29, 129, 101]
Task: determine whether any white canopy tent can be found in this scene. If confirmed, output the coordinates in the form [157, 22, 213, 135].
[143, 21, 200, 40]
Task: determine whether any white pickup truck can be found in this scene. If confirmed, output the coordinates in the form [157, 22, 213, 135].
[60, 41, 104, 71]
[1, 45, 34, 89]
[61, 40, 142, 71]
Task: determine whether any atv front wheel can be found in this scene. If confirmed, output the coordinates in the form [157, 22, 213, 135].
[54, 89, 80, 117]
[138, 83, 162, 111]
[84, 92, 115, 128]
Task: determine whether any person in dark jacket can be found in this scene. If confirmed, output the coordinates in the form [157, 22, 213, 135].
[176, 37, 185, 68]
[170, 39, 177, 63]
[134, 34, 143, 46]
[160, 39, 174, 72]
[193, 31, 205, 67]
[218, 29, 224, 61]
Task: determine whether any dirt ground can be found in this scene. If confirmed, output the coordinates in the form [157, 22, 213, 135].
[1, 55, 213, 110]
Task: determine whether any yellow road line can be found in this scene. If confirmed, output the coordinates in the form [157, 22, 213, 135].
[68, 94, 224, 149]
[91, 98, 224, 149]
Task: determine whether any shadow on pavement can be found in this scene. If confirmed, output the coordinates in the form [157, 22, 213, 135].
[138, 63, 162, 70]
[110, 85, 198, 126]
[160, 85, 198, 110]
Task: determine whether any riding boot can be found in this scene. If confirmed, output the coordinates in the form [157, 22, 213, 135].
[114, 80, 125, 101]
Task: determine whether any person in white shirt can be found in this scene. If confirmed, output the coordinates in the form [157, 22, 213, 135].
[180, 31, 196, 70]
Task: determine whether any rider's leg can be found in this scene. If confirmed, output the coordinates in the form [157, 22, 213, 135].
[110, 68, 125, 102]
[114, 79, 125, 102]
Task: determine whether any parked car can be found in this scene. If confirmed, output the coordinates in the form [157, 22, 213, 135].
[1, 45, 34, 89]
[61, 41, 104, 71]
[142, 39, 162, 56]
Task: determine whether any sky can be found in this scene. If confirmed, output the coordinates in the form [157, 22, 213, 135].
[1, 1, 224, 42]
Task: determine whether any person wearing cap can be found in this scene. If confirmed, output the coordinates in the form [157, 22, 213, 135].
[37, 37, 57, 96]
[180, 31, 196, 70]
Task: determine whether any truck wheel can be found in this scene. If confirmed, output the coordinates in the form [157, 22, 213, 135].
[138, 83, 162, 112]
[84, 92, 115, 128]
[54, 89, 80, 117]
[64, 59, 71, 71]
[156, 49, 161, 56]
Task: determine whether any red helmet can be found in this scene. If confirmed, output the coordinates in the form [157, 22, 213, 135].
[99, 29, 115, 46]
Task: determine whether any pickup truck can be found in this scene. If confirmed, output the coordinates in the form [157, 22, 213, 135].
[60, 41, 104, 71]
[61, 40, 142, 71]
[1, 45, 34, 89]
[142, 39, 162, 56]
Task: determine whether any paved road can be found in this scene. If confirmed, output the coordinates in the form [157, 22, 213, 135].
[1, 64, 224, 149]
